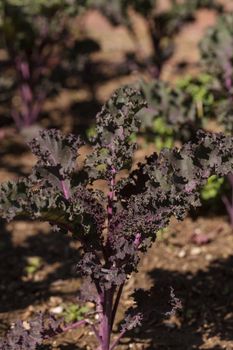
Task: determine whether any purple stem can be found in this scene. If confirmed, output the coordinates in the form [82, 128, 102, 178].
[19, 87, 45, 128]
[49, 154, 71, 200]
[19, 61, 30, 80]
[13, 49, 46, 129]
[227, 173, 233, 188]
[21, 83, 33, 103]
[62, 319, 87, 332]
[134, 232, 142, 249]
[100, 288, 114, 350]
[21, 103, 30, 127]
[225, 77, 232, 91]
[222, 194, 233, 226]
[63, 318, 101, 344]
[224, 58, 233, 93]
[61, 180, 70, 200]
[107, 166, 116, 219]
[30, 91, 46, 123]
[11, 110, 22, 129]
[109, 329, 126, 350]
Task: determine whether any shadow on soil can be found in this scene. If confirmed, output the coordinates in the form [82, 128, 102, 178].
[126, 255, 233, 349]
[1, 220, 233, 349]
[40, 345, 82, 350]
[0, 220, 81, 314]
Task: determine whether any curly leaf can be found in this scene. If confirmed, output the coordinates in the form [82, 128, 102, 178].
[85, 86, 146, 181]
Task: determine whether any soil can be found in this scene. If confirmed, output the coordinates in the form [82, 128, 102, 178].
[1, 2, 233, 350]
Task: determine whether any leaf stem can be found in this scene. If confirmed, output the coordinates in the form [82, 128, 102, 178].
[63, 318, 102, 344]
[109, 329, 126, 350]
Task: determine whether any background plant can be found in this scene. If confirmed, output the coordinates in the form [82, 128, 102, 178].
[200, 13, 233, 224]
[62, 303, 90, 323]
[200, 13, 233, 133]
[136, 75, 231, 210]
[137, 79, 205, 149]
[0, 0, 96, 130]
[88, 0, 222, 78]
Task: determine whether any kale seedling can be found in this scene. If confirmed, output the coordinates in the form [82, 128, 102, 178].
[62, 303, 90, 323]
[1, 86, 233, 349]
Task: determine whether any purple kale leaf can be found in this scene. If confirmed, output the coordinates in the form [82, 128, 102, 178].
[114, 131, 233, 264]
[85, 86, 146, 181]
[0, 313, 62, 350]
[121, 312, 143, 332]
[165, 287, 182, 317]
[0, 129, 105, 245]
[29, 129, 82, 199]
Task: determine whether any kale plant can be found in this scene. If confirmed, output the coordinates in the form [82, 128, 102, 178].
[138, 77, 226, 211]
[200, 13, 233, 134]
[87, 0, 154, 26]
[176, 74, 215, 119]
[137, 79, 204, 148]
[143, 0, 222, 76]
[1, 86, 233, 349]
[0, 0, 93, 129]
[89, 0, 222, 77]
[200, 13, 233, 224]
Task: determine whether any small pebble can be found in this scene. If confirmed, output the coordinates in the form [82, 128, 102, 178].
[22, 321, 30, 330]
[193, 228, 202, 235]
[49, 296, 63, 307]
[164, 321, 176, 329]
[50, 306, 63, 314]
[190, 247, 202, 256]
[178, 250, 186, 258]
[205, 254, 213, 261]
